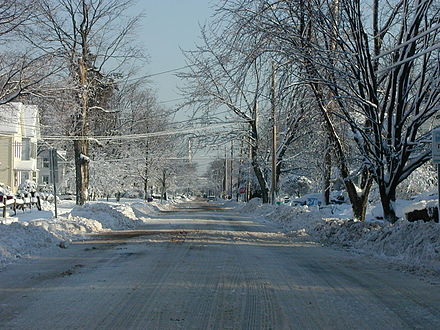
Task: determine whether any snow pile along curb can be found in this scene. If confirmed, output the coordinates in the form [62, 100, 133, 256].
[69, 202, 143, 230]
[30, 216, 104, 240]
[312, 219, 440, 271]
[238, 198, 440, 272]
[0, 222, 60, 267]
[238, 198, 349, 237]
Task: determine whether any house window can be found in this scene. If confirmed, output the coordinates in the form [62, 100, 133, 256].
[43, 157, 50, 168]
[21, 171, 29, 183]
[42, 175, 50, 184]
[22, 138, 30, 160]
[31, 143, 37, 159]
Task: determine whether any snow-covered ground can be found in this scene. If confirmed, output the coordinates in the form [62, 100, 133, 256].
[238, 197, 440, 274]
[0, 198, 177, 268]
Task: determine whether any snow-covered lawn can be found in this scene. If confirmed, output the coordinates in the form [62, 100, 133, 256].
[0, 198, 176, 268]
[239, 198, 440, 274]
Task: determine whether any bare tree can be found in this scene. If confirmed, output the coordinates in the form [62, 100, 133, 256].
[181, 8, 314, 203]
[311, 0, 440, 222]
[0, 1, 58, 104]
[25, 0, 145, 205]
[217, 0, 439, 222]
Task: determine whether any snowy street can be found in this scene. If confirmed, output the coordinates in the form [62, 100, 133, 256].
[0, 201, 439, 329]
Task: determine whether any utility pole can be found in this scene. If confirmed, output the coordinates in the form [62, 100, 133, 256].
[144, 124, 150, 201]
[238, 138, 244, 201]
[271, 61, 277, 205]
[188, 138, 192, 164]
[230, 141, 233, 199]
[50, 148, 58, 218]
[247, 136, 252, 202]
[144, 140, 149, 201]
[224, 147, 227, 199]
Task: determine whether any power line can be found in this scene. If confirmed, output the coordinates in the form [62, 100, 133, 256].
[42, 121, 247, 141]
[122, 65, 194, 83]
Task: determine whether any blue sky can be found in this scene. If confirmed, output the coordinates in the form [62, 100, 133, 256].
[133, 1, 215, 111]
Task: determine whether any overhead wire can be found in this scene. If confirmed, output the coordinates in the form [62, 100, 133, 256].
[42, 121, 248, 141]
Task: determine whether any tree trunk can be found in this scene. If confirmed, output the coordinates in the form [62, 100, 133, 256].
[322, 141, 332, 205]
[249, 122, 269, 203]
[251, 144, 268, 203]
[309, 83, 372, 220]
[346, 181, 371, 221]
[379, 184, 399, 223]
[74, 139, 89, 205]
[161, 169, 167, 201]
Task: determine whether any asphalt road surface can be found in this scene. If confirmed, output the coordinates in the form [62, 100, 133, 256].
[0, 201, 439, 329]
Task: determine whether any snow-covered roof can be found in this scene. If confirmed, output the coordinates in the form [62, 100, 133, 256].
[0, 102, 21, 134]
[0, 102, 40, 138]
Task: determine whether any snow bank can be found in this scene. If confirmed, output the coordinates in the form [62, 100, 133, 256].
[69, 202, 144, 230]
[0, 200, 164, 268]
[239, 199, 351, 237]
[313, 219, 440, 271]
[238, 198, 440, 272]
[0, 222, 60, 267]
[30, 216, 104, 240]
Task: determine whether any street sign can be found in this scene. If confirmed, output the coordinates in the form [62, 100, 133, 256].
[239, 187, 246, 194]
[432, 128, 440, 163]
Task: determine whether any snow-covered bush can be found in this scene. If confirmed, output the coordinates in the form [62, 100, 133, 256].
[397, 164, 437, 199]
[0, 182, 12, 195]
[17, 180, 37, 194]
[280, 175, 313, 197]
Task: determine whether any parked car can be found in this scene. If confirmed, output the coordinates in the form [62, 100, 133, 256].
[59, 193, 76, 200]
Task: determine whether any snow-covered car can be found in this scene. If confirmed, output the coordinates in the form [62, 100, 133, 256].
[291, 193, 322, 206]
[60, 193, 76, 200]
[291, 191, 347, 207]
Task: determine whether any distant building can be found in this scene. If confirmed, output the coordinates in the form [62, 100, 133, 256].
[0, 102, 40, 192]
[37, 149, 67, 187]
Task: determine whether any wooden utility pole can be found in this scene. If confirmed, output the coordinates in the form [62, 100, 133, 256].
[50, 148, 58, 218]
[271, 62, 277, 205]
[237, 138, 244, 201]
[247, 136, 252, 202]
[224, 147, 227, 199]
[230, 141, 233, 199]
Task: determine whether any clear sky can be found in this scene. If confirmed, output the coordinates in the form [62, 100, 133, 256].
[133, 0, 215, 111]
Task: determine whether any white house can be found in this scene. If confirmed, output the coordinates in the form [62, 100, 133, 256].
[0, 102, 40, 193]
[37, 149, 68, 187]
